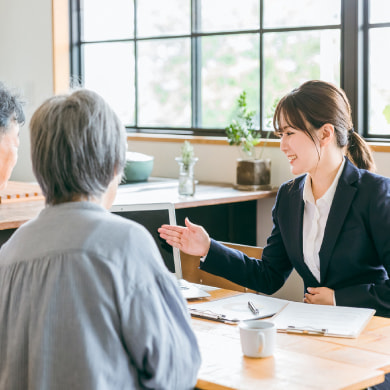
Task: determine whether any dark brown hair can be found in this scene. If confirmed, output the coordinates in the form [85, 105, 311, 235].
[273, 80, 376, 172]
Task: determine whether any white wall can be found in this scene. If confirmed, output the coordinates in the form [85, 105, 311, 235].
[127, 140, 293, 186]
[127, 139, 390, 187]
[0, 0, 54, 182]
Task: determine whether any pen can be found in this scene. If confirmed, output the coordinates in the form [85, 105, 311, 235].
[248, 300, 259, 315]
[286, 326, 327, 335]
[189, 308, 240, 324]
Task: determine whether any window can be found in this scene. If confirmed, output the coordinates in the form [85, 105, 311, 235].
[366, 0, 390, 136]
[69, 0, 390, 139]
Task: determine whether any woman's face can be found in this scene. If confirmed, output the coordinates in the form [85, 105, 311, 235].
[277, 116, 320, 176]
[0, 120, 20, 190]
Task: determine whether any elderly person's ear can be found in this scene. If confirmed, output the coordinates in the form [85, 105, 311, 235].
[101, 172, 122, 210]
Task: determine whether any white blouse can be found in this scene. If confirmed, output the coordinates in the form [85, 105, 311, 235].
[302, 159, 345, 283]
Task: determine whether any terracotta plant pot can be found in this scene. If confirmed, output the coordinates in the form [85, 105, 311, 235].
[236, 158, 271, 190]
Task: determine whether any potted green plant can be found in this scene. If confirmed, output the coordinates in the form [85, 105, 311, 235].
[226, 91, 271, 190]
[175, 141, 198, 196]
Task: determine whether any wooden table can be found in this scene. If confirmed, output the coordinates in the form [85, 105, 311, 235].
[191, 289, 390, 390]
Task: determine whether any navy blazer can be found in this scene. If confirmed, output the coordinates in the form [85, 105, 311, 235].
[201, 157, 390, 317]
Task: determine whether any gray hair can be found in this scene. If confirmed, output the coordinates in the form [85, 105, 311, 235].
[30, 89, 126, 205]
[0, 82, 25, 135]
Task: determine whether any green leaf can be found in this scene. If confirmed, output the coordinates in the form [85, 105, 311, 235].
[181, 141, 195, 166]
[383, 105, 390, 125]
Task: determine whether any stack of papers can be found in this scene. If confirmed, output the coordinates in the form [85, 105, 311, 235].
[189, 293, 375, 338]
[189, 293, 288, 323]
[272, 301, 375, 338]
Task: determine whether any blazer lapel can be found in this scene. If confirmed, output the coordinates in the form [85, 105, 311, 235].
[289, 180, 305, 260]
[288, 177, 320, 286]
[319, 159, 359, 282]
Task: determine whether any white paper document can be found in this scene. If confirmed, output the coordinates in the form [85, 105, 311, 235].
[272, 301, 375, 338]
[189, 293, 375, 337]
[189, 293, 289, 323]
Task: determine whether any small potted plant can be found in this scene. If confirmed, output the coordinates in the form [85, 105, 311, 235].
[175, 141, 198, 196]
[226, 91, 271, 190]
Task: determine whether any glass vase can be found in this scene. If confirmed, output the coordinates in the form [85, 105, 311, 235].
[175, 157, 198, 196]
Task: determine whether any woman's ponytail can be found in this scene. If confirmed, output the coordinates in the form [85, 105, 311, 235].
[346, 130, 376, 172]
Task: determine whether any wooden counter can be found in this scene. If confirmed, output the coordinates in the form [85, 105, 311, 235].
[0, 199, 45, 231]
[114, 178, 277, 209]
[0, 180, 277, 232]
[114, 179, 278, 246]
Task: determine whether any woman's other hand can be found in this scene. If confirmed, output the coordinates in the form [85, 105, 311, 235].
[304, 287, 335, 305]
[158, 217, 211, 257]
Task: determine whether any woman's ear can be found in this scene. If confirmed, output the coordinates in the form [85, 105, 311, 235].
[319, 123, 335, 147]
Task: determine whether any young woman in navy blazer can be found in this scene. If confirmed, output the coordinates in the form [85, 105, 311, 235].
[159, 80, 390, 318]
[161, 79, 390, 388]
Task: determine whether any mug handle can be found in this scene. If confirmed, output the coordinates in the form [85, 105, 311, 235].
[258, 332, 265, 354]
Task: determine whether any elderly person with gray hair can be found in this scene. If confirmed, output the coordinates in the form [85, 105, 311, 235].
[0, 89, 201, 390]
[0, 82, 24, 189]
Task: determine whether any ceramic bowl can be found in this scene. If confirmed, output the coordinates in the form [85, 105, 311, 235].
[123, 152, 154, 183]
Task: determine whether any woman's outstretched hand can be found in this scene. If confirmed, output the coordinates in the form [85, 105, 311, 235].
[158, 217, 211, 257]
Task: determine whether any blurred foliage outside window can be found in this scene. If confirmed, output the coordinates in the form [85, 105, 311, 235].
[73, 0, 390, 138]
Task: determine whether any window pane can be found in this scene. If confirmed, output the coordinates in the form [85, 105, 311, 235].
[370, 0, 390, 24]
[83, 42, 135, 126]
[137, 39, 191, 127]
[199, 0, 259, 32]
[137, 0, 190, 37]
[368, 28, 390, 135]
[264, 0, 340, 28]
[201, 34, 260, 128]
[83, 0, 134, 41]
[263, 30, 340, 128]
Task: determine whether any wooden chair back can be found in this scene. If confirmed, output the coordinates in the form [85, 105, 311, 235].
[180, 242, 263, 293]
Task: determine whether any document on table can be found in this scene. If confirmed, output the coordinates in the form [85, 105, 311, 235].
[188, 293, 289, 323]
[189, 293, 375, 337]
[272, 301, 375, 338]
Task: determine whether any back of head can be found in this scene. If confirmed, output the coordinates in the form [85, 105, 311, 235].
[30, 89, 126, 205]
[273, 80, 376, 172]
[0, 82, 25, 134]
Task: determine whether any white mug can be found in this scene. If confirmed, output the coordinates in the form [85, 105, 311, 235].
[239, 320, 276, 358]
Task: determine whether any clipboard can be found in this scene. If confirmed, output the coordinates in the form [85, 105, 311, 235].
[271, 301, 375, 338]
[189, 293, 375, 338]
[189, 307, 277, 324]
[188, 293, 289, 323]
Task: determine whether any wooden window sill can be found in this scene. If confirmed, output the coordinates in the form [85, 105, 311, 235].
[127, 133, 280, 147]
[127, 133, 390, 152]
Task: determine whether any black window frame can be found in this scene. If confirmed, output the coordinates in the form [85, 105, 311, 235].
[69, 0, 389, 140]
